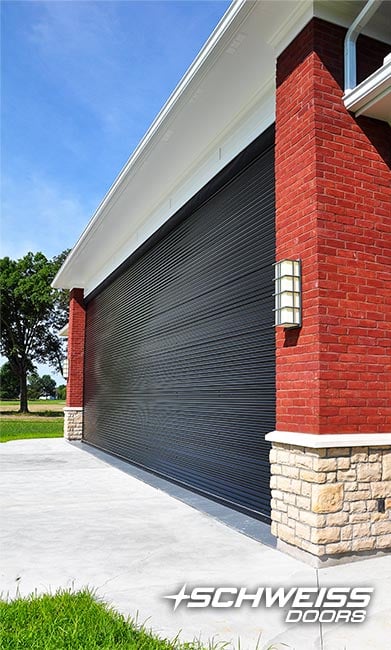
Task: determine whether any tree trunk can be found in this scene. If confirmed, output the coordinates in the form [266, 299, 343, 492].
[19, 366, 29, 413]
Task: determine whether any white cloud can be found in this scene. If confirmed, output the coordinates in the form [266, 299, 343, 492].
[1, 172, 93, 259]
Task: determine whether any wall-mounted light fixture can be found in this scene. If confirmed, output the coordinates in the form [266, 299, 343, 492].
[274, 259, 302, 328]
[62, 358, 69, 380]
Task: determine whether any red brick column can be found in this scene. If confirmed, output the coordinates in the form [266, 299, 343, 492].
[270, 18, 391, 562]
[275, 19, 391, 435]
[64, 288, 86, 440]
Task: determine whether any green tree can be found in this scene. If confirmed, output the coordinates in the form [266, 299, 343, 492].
[27, 372, 57, 399]
[0, 251, 69, 412]
[41, 374, 56, 398]
[27, 372, 43, 400]
[56, 384, 66, 400]
[0, 362, 20, 399]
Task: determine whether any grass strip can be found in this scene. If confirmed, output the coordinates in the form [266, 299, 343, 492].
[0, 589, 219, 650]
[0, 419, 63, 442]
[0, 400, 65, 407]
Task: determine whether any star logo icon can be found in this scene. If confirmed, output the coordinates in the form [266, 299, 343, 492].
[164, 584, 190, 611]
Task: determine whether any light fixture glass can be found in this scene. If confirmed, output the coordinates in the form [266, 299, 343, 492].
[274, 259, 302, 328]
[62, 358, 69, 380]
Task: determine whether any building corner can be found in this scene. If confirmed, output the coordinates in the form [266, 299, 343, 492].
[272, 17, 391, 562]
[64, 288, 86, 441]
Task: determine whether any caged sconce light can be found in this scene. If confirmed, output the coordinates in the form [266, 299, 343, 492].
[62, 358, 69, 380]
[274, 259, 302, 328]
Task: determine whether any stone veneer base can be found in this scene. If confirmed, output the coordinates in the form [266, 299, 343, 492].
[277, 539, 391, 568]
[270, 442, 391, 561]
[64, 407, 83, 441]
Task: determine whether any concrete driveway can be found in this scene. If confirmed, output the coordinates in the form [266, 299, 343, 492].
[1, 439, 390, 649]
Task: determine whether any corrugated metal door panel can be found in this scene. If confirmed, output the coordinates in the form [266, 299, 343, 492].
[84, 142, 275, 521]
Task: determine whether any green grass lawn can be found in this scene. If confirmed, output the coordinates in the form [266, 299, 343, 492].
[0, 590, 212, 650]
[0, 418, 63, 443]
[0, 399, 64, 406]
[0, 399, 65, 412]
[0, 399, 65, 442]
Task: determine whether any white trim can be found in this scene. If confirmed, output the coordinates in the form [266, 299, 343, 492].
[83, 89, 275, 297]
[266, 430, 391, 448]
[51, 0, 391, 293]
[343, 57, 391, 122]
[51, 0, 303, 293]
[52, 0, 253, 291]
[58, 323, 69, 337]
[267, 0, 313, 56]
[63, 407, 84, 412]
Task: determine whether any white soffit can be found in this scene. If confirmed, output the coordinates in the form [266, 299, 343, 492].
[343, 55, 391, 123]
[52, 0, 314, 295]
[52, 0, 390, 296]
[314, 0, 391, 44]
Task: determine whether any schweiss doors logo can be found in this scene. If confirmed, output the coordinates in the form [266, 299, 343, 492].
[164, 585, 373, 623]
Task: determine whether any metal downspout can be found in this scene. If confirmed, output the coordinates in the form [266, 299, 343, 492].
[344, 0, 382, 92]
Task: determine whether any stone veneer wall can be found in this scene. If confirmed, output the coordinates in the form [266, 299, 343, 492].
[64, 408, 83, 441]
[271, 443, 391, 558]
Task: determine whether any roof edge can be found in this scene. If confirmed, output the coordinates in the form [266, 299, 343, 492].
[52, 0, 251, 289]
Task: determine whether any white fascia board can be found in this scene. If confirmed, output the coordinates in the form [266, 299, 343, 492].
[343, 58, 391, 120]
[52, 0, 252, 291]
[83, 87, 275, 296]
[52, 0, 310, 294]
[266, 431, 391, 448]
[53, 0, 391, 295]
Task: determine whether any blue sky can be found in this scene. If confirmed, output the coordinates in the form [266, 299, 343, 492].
[1, 0, 230, 381]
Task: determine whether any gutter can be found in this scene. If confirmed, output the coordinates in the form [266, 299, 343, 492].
[344, 0, 382, 92]
[343, 53, 391, 116]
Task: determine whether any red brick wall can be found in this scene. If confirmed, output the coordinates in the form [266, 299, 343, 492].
[276, 19, 391, 434]
[66, 288, 86, 407]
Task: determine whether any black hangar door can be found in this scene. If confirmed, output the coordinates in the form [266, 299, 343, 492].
[84, 135, 275, 522]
